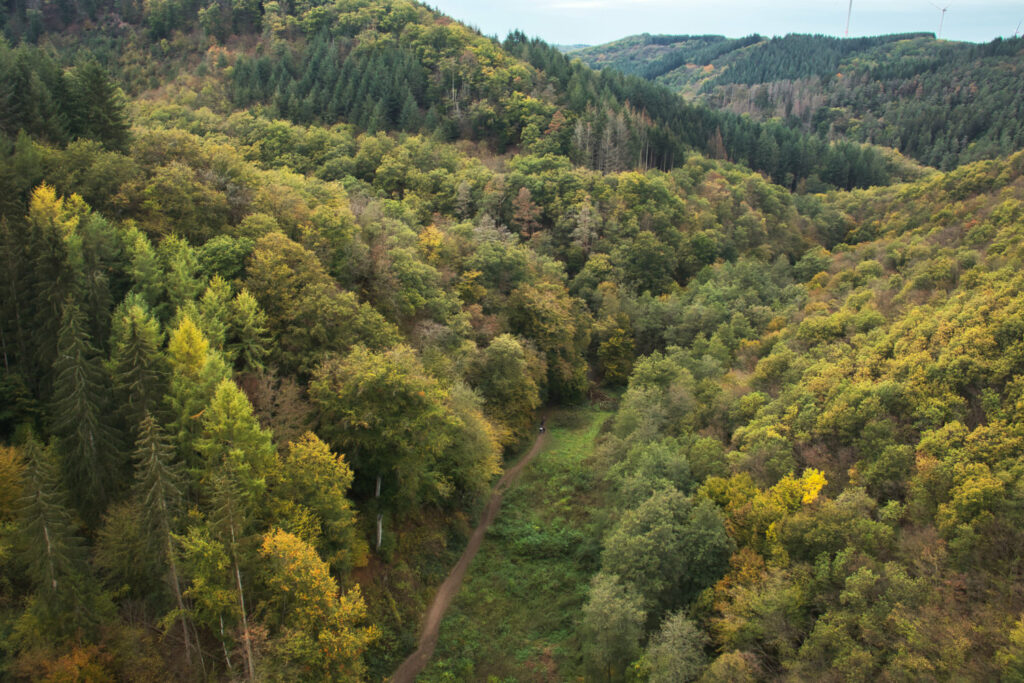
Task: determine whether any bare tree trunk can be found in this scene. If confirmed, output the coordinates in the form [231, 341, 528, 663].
[165, 535, 193, 667]
[220, 615, 234, 676]
[375, 475, 383, 551]
[229, 524, 255, 681]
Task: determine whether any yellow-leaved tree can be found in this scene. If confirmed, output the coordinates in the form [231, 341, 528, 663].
[259, 529, 377, 681]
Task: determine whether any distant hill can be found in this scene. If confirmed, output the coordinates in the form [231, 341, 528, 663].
[5, 1, 1024, 682]
[571, 32, 1024, 170]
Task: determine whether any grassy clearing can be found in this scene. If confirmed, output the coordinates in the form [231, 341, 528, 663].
[420, 405, 614, 682]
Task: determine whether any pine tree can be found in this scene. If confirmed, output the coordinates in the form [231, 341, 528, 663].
[50, 297, 120, 524]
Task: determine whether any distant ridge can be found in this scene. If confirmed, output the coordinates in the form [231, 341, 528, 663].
[573, 31, 1024, 169]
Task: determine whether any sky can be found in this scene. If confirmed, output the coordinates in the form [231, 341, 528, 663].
[423, 0, 1024, 45]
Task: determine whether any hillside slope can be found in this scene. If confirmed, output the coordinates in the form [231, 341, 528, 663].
[572, 32, 1024, 170]
[2, 1, 1024, 681]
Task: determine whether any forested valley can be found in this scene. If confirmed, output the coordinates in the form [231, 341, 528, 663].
[2, 0, 1024, 680]
[572, 32, 1024, 171]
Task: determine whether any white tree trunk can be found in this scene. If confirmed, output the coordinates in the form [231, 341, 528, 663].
[375, 475, 383, 551]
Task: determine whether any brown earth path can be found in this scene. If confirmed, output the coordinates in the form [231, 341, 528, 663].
[389, 425, 549, 683]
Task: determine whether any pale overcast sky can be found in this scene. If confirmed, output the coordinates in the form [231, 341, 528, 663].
[424, 0, 1024, 45]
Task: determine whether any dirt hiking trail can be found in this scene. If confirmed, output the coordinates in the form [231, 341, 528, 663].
[389, 427, 549, 682]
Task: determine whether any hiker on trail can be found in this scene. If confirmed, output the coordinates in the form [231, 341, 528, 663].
[539, 417, 546, 433]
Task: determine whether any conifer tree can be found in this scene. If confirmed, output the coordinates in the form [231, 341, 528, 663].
[17, 437, 82, 599]
[398, 90, 421, 131]
[14, 436, 107, 640]
[50, 297, 120, 524]
[125, 227, 166, 316]
[132, 413, 196, 667]
[166, 316, 231, 468]
[177, 274, 231, 354]
[74, 216, 118, 347]
[196, 380, 275, 681]
[26, 185, 85, 390]
[0, 217, 29, 375]
[65, 60, 130, 152]
[108, 297, 166, 437]
[226, 289, 270, 373]
[158, 235, 205, 313]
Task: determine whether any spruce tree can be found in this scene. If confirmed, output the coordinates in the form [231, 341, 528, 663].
[108, 298, 166, 437]
[197, 380, 275, 681]
[16, 437, 85, 613]
[65, 60, 130, 152]
[26, 185, 81, 391]
[398, 90, 421, 131]
[0, 217, 29, 375]
[132, 413, 196, 667]
[226, 289, 270, 373]
[50, 297, 120, 524]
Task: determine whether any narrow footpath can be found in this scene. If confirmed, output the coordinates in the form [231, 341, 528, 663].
[389, 427, 549, 683]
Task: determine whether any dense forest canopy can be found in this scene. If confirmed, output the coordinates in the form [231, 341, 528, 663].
[572, 32, 1024, 171]
[2, 0, 1024, 680]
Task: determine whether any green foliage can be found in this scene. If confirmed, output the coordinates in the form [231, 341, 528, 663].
[601, 488, 734, 616]
[271, 432, 366, 575]
[50, 298, 121, 523]
[5, 2, 1024, 678]
[258, 529, 377, 681]
[580, 572, 646, 682]
[165, 315, 231, 467]
[508, 281, 592, 401]
[16, 438, 83, 603]
[108, 299, 166, 436]
[470, 333, 541, 443]
[643, 611, 708, 683]
[421, 406, 610, 681]
[310, 344, 452, 511]
[579, 32, 1024, 172]
[245, 232, 399, 376]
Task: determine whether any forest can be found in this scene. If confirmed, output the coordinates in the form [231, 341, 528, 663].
[573, 32, 1024, 171]
[2, 0, 1024, 680]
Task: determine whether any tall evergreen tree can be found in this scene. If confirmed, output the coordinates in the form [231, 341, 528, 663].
[108, 297, 166, 437]
[65, 60, 130, 152]
[165, 316, 231, 468]
[132, 413, 196, 667]
[17, 437, 82, 599]
[226, 289, 270, 373]
[26, 185, 84, 392]
[0, 216, 29, 376]
[14, 436, 108, 639]
[196, 380, 275, 681]
[50, 297, 121, 524]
